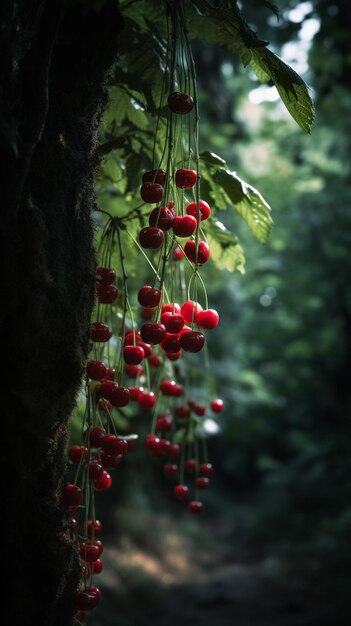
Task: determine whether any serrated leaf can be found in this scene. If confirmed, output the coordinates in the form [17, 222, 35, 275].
[206, 219, 245, 273]
[200, 151, 227, 166]
[249, 56, 271, 82]
[214, 169, 272, 243]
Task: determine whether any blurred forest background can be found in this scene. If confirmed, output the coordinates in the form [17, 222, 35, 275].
[71, 1, 351, 624]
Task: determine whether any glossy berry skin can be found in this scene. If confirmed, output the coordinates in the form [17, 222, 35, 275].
[63, 484, 82, 506]
[96, 283, 118, 304]
[125, 364, 144, 378]
[138, 286, 162, 308]
[140, 322, 166, 345]
[93, 540, 104, 557]
[148, 354, 161, 368]
[172, 215, 197, 238]
[156, 413, 173, 433]
[86, 360, 107, 381]
[160, 334, 181, 354]
[168, 92, 194, 114]
[174, 484, 189, 500]
[184, 240, 210, 265]
[105, 367, 115, 381]
[86, 586, 101, 608]
[175, 406, 191, 419]
[165, 350, 182, 361]
[68, 446, 88, 464]
[186, 200, 211, 221]
[102, 434, 128, 456]
[89, 426, 106, 448]
[161, 303, 181, 315]
[138, 391, 157, 411]
[160, 380, 183, 396]
[96, 267, 115, 285]
[93, 559, 103, 574]
[128, 386, 144, 401]
[175, 168, 197, 189]
[100, 452, 122, 470]
[211, 398, 224, 412]
[194, 403, 206, 416]
[195, 309, 219, 330]
[145, 433, 159, 452]
[185, 459, 197, 473]
[180, 330, 205, 353]
[149, 205, 174, 231]
[93, 470, 112, 491]
[140, 182, 164, 203]
[79, 543, 100, 562]
[109, 385, 130, 407]
[195, 477, 210, 490]
[180, 300, 203, 323]
[141, 306, 155, 320]
[74, 590, 98, 611]
[163, 463, 178, 478]
[199, 463, 213, 477]
[87, 460, 104, 480]
[98, 379, 117, 400]
[123, 345, 145, 365]
[160, 312, 184, 334]
[139, 226, 164, 249]
[142, 168, 166, 185]
[90, 322, 112, 342]
[169, 443, 181, 458]
[188, 500, 204, 514]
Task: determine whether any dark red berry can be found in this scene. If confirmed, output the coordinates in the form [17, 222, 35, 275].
[142, 168, 166, 185]
[199, 463, 213, 477]
[123, 345, 145, 365]
[89, 426, 106, 448]
[186, 200, 211, 221]
[169, 443, 181, 458]
[140, 322, 166, 344]
[86, 586, 101, 608]
[90, 322, 112, 342]
[211, 398, 224, 412]
[93, 470, 112, 491]
[175, 406, 190, 419]
[138, 391, 157, 411]
[180, 330, 205, 353]
[63, 484, 82, 507]
[88, 460, 104, 480]
[79, 543, 100, 562]
[172, 215, 197, 238]
[188, 500, 204, 514]
[100, 452, 122, 470]
[168, 92, 194, 114]
[160, 312, 184, 334]
[174, 484, 189, 500]
[159, 380, 183, 396]
[105, 367, 115, 380]
[96, 284, 118, 304]
[156, 413, 173, 433]
[138, 286, 162, 307]
[96, 267, 116, 285]
[139, 226, 164, 249]
[125, 364, 144, 378]
[148, 354, 161, 367]
[184, 240, 210, 265]
[74, 590, 97, 611]
[162, 302, 181, 315]
[173, 245, 185, 260]
[98, 398, 113, 412]
[102, 434, 128, 456]
[93, 540, 104, 557]
[160, 333, 181, 354]
[165, 350, 182, 361]
[163, 463, 178, 478]
[141, 306, 155, 320]
[185, 459, 197, 473]
[129, 386, 144, 401]
[140, 182, 164, 203]
[180, 300, 203, 323]
[68, 446, 88, 464]
[86, 360, 107, 381]
[195, 477, 209, 490]
[149, 205, 174, 230]
[194, 403, 206, 416]
[175, 168, 197, 189]
[93, 559, 103, 574]
[195, 309, 219, 330]
[109, 385, 130, 407]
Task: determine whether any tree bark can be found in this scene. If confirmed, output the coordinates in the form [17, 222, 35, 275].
[0, 2, 122, 625]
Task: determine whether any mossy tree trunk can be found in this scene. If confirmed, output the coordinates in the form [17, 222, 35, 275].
[0, 2, 122, 625]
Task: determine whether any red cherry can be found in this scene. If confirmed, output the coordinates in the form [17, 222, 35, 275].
[123, 345, 145, 365]
[161, 303, 181, 315]
[180, 330, 205, 352]
[87, 460, 104, 480]
[105, 367, 115, 380]
[188, 500, 204, 514]
[194, 403, 206, 416]
[96, 284, 118, 304]
[169, 443, 181, 458]
[175, 406, 190, 419]
[89, 425, 106, 448]
[138, 286, 162, 308]
[165, 350, 182, 361]
[140, 182, 164, 203]
[172, 215, 197, 238]
[109, 385, 130, 407]
[96, 267, 116, 285]
[168, 92, 194, 114]
[163, 463, 178, 478]
[185, 459, 197, 473]
[199, 463, 213, 477]
[195, 309, 219, 330]
[149, 205, 174, 231]
[138, 391, 157, 411]
[180, 300, 203, 323]
[128, 386, 144, 401]
[68, 446, 88, 464]
[93, 540, 104, 557]
[98, 399, 113, 412]
[86, 586, 101, 608]
[175, 168, 197, 189]
[173, 245, 184, 260]
[195, 477, 209, 490]
[141, 306, 155, 320]
[156, 413, 173, 433]
[74, 590, 98, 611]
[186, 200, 211, 221]
[93, 470, 112, 491]
[139, 226, 164, 249]
[98, 379, 117, 400]
[184, 240, 210, 265]
[93, 559, 103, 574]
[140, 322, 166, 344]
[102, 434, 128, 456]
[100, 452, 122, 470]
[149, 438, 170, 457]
[125, 364, 144, 378]
[90, 322, 112, 342]
[145, 433, 158, 452]
[79, 543, 100, 562]
[211, 398, 224, 412]
[148, 354, 161, 367]
[142, 168, 166, 185]
[86, 360, 107, 381]
[160, 312, 184, 334]
[174, 484, 189, 500]
[160, 333, 181, 354]
[159, 380, 184, 396]
[63, 484, 82, 507]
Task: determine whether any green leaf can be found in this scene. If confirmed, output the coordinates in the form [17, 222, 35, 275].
[214, 169, 273, 243]
[206, 219, 245, 273]
[200, 151, 227, 166]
